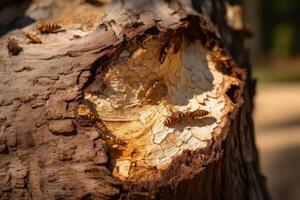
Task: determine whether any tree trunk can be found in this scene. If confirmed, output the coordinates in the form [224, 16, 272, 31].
[0, 0, 270, 199]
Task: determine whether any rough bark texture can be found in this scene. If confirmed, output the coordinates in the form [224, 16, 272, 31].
[0, 0, 269, 199]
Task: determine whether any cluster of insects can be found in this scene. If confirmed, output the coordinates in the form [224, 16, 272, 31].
[164, 109, 209, 127]
[76, 104, 126, 149]
[26, 21, 62, 44]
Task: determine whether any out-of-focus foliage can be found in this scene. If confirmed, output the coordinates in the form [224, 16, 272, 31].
[261, 0, 300, 57]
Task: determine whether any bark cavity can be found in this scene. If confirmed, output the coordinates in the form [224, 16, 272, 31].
[80, 33, 243, 181]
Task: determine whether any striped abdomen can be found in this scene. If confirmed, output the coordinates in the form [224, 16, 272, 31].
[164, 111, 184, 127]
[95, 120, 109, 133]
[37, 22, 61, 33]
[191, 109, 209, 118]
[145, 80, 160, 98]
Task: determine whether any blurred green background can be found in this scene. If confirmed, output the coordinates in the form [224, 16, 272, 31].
[244, 1, 300, 200]
[262, 0, 300, 57]
[245, 0, 300, 82]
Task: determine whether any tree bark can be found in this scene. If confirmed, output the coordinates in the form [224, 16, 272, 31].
[0, 0, 270, 199]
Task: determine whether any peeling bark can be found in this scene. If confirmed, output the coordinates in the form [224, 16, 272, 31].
[0, 0, 269, 199]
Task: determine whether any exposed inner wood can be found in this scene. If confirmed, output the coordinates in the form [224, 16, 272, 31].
[81, 34, 243, 180]
[0, 0, 270, 199]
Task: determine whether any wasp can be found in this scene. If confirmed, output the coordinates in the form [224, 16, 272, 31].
[76, 104, 108, 133]
[76, 104, 126, 148]
[208, 51, 236, 75]
[189, 109, 209, 119]
[215, 54, 230, 62]
[26, 32, 42, 44]
[164, 109, 209, 127]
[36, 22, 61, 33]
[96, 121, 126, 149]
[97, 127, 127, 149]
[164, 111, 185, 127]
[184, 109, 209, 123]
[141, 79, 167, 104]
[159, 40, 170, 64]
[7, 37, 22, 56]
[106, 137, 127, 149]
[144, 79, 161, 99]
[209, 51, 230, 63]
[95, 120, 109, 133]
[77, 104, 108, 131]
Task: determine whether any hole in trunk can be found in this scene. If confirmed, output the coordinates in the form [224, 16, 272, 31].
[78, 31, 242, 181]
[226, 84, 240, 103]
